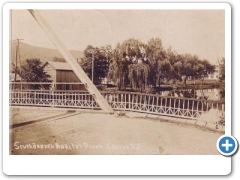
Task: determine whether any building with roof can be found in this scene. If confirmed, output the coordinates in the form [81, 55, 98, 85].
[42, 61, 85, 90]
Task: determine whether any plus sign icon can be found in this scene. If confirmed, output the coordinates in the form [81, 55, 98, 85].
[217, 135, 238, 156]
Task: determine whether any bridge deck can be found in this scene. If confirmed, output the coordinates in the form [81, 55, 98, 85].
[10, 108, 223, 155]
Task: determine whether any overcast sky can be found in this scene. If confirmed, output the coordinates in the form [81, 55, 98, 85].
[11, 10, 225, 64]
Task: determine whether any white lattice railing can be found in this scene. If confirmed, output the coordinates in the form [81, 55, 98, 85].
[102, 92, 224, 119]
[10, 90, 100, 109]
[10, 89, 224, 120]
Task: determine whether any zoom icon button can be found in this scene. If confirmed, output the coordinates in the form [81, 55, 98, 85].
[217, 135, 238, 156]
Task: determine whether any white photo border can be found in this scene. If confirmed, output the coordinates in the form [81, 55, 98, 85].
[3, 2, 231, 175]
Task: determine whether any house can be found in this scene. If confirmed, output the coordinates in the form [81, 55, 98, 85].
[206, 65, 220, 80]
[42, 61, 86, 90]
[186, 65, 220, 81]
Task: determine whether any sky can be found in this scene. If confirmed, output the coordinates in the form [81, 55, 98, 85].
[11, 9, 225, 64]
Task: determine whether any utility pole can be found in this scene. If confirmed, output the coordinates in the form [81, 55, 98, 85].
[13, 38, 24, 82]
[87, 49, 96, 83]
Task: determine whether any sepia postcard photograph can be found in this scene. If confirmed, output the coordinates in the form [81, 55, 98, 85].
[9, 7, 226, 156]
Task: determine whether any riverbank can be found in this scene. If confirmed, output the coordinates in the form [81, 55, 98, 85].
[105, 80, 224, 92]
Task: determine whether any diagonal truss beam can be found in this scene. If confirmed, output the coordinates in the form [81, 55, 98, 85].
[28, 10, 114, 113]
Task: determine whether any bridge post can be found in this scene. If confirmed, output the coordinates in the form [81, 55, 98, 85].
[128, 93, 130, 110]
[197, 100, 199, 116]
[192, 101, 194, 118]
[178, 99, 180, 116]
[34, 91, 36, 105]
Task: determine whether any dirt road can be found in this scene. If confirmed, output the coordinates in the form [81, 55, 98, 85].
[10, 108, 223, 155]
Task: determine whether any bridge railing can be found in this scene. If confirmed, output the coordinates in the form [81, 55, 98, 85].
[9, 89, 224, 120]
[10, 90, 100, 109]
[101, 91, 224, 119]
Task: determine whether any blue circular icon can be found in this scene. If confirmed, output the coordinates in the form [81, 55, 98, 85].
[217, 135, 238, 156]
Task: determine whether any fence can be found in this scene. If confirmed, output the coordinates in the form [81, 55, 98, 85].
[102, 91, 224, 119]
[10, 90, 98, 109]
[10, 88, 224, 120]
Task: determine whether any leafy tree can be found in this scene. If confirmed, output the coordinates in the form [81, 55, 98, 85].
[146, 38, 165, 88]
[157, 59, 173, 84]
[198, 59, 215, 97]
[218, 57, 225, 82]
[80, 45, 110, 85]
[218, 57, 225, 99]
[165, 48, 182, 82]
[128, 63, 150, 92]
[100, 37, 217, 94]
[181, 54, 196, 85]
[180, 54, 215, 86]
[108, 38, 147, 90]
[199, 59, 215, 78]
[172, 58, 183, 82]
[19, 59, 51, 89]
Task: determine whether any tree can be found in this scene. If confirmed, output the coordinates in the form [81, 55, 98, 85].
[80, 45, 110, 85]
[199, 59, 215, 78]
[157, 59, 173, 84]
[89, 37, 217, 93]
[146, 38, 165, 88]
[172, 57, 184, 83]
[218, 57, 225, 99]
[19, 59, 51, 89]
[181, 54, 197, 85]
[128, 63, 150, 92]
[197, 59, 215, 98]
[108, 38, 147, 90]
[218, 57, 225, 82]
[179, 54, 215, 86]
[166, 48, 183, 83]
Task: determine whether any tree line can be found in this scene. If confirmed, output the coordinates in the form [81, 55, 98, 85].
[80, 37, 219, 92]
[16, 37, 224, 94]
